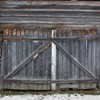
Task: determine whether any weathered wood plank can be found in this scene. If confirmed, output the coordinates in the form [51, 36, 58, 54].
[1, 8, 100, 12]
[0, 5, 100, 10]
[97, 28, 100, 87]
[27, 30, 33, 79]
[2, 28, 100, 90]
[3, 35, 99, 41]
[0, 1, 100, 6]
[3, 79, 97, 84]
[1, 24, 99, 29]
[0, 55, 3, 90]
[0, 11, 99, 18]
[0, 31, 4, 90]
[0, 17, 100, 25]
[7, 29, 12, 75]
[51, 30, 56, 90]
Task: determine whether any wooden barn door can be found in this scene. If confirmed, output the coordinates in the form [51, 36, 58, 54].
[54, 28, 98, 89]
[2, 27, 99, 90]
[2, 29, 52, 90]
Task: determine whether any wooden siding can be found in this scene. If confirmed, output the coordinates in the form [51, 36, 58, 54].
[0, 1, 100, 90]
[0, 0, 100, 26]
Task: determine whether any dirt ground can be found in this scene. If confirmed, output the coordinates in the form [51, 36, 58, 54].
[0, 89, 100, 96]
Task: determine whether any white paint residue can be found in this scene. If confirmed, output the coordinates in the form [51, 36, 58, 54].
[33, 54, 38, 59]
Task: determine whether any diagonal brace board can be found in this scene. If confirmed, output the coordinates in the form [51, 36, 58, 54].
[52, 40, 97, 79]
[4, 41, 51, 79]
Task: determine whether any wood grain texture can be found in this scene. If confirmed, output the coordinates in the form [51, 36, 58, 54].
[1, 28, 99, 90]
[0, 1, 100, 25]
[0, 0, 100, 90]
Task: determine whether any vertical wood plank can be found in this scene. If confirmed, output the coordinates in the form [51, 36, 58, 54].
[29, 30, 34, 79]
[17, 29, 23, 79]
[63, 31, 67, 80]
[12, 29, 17, 71]
[97, 28, 100, 85]
[0, 40, 4, 90]
[66, 30, 70, 79]
[7, 29, 12, 75]
[51, 30, 56, 90]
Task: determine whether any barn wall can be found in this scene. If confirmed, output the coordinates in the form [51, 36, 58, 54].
[0, 1, 100, 26]
[0, 0, 100, 90]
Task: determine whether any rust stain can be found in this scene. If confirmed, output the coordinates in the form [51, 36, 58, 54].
[1, 27, 97, 39]
[90, 28, 96, 35]
[73, 28, 97, 36]
[12, 29, 16, 35]
[3, 28, 8, 35]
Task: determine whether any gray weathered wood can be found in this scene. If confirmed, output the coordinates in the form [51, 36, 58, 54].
[51, 30, 56, 90]
[1, 27, 100, 90]
[3, 35, 98, 41]
[0, 1, 100, 6]
[0, 0, 100, 90]
[0, 16, 100, 25]
[52, 40, 97, 79]
[4, 41, 51, 79]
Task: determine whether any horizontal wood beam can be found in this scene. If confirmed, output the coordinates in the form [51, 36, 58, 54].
[0, 10, 99, 18]
[3, 35, 98, 41]
[0, 17, 100, 22]
[0, 5, 100, 10]
[3, 79, 98, 84]
[1, 9, 100, 12]
[4, 41, 51, 79]
[1, 24, 100, 29]
[0, 17, 100, 25]
[4, 36, 78, 41]
[0, 1, 100, 6]
[52, 40, 97, 79]
[0, 15, 99, 19]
